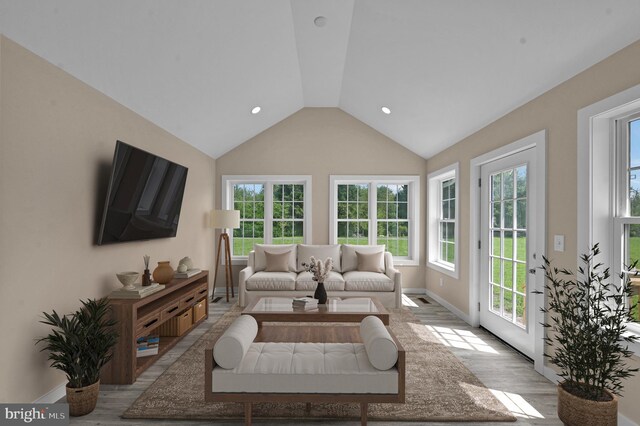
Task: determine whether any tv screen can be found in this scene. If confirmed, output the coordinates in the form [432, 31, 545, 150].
[97, 141, 188, 245]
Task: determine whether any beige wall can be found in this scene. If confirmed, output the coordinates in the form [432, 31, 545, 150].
[216, 108, 427, 290]
[0, 36, 216, 402]
[425, 40, 640, 421]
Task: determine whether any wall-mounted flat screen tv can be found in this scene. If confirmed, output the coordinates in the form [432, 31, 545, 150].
[97, 141, 188, 245]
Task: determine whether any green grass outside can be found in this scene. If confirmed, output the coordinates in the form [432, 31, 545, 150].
[491, 236, 527, 324]
[628, 237, 640, 322]
[338, 237, 409, 256]
[232, 237, 409, 257]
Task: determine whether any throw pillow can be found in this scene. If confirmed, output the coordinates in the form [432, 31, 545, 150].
[341, 244, 385, 272]
[265, 250, 292, 272]
[356, 251, 384, 273]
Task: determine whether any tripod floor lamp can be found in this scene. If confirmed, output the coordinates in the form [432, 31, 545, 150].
[210, 209, 240, 302]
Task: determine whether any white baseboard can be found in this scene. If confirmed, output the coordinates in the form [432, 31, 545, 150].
[402, 288, 426, 295]
[33, 383, 66, 404]
[542, 367, 561, 384]
[619, 413, 639, 426]
[424, 289, 472, 324]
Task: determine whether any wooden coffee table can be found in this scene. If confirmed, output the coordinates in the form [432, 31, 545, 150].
[242, 296, 390, 326]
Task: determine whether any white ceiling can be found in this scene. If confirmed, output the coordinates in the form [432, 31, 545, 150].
[1, 1, 640, 159]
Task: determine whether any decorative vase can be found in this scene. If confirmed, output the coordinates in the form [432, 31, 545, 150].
[314, 281, 327, 304]
[179, 256, 194, 270]
[142, 269, 151, 286]
[66, 380, 100, 417]
[557, 383, 617, 426]
[153, 261, 174, 284]
[116, 271, 139, 291]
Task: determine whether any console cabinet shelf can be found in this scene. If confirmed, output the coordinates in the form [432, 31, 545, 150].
[101, 271, 209, 384]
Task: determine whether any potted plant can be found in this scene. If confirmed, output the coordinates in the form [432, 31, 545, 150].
[538, 244, 638, 426]
[37, 298, 118, 416]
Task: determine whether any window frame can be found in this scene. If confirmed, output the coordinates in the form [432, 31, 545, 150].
[578, 84, 640, 351]
[329, 175, 420, 266]
[222, 175, 312, 263]
[613, 112, 640, 335]
[427, 163, 459, 278]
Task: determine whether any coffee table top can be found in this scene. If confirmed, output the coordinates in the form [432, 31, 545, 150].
[242, 297, 389, 325]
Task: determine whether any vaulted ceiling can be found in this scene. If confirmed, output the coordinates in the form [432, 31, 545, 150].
[1, 1, 640, 159]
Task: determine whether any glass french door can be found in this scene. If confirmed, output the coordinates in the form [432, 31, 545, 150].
[480, 148, 536, 358]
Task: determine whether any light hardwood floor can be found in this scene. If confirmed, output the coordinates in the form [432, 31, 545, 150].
[67, 295, 560, 425]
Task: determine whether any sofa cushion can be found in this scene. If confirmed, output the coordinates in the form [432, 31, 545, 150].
[342, 245, 385, 273]
[254, 244, 297, 272]
[246, 271, 297, 291]
[357, 251, 384, 273]
[360, 316, 398, 370]
[297, 244, 342, 272]
[343, 271, 394, 292]
[264, 250, 291, 272]
[213, 315, 258, 369]
[295, 271, 345, 291]
[211, 342, 398, 394]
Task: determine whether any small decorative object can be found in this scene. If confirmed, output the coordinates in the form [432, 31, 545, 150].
[116, 271, 139, 291]
[314, 282, 327, 304]
[142, 255, 151, 286]
[535, 244, 638, 426]
[37, 298, 118, 416]
[177, 263, 188, 273]
[179, 256, 194, 270]
[302, 256, 333, 304]
[153, 261, 174, 284]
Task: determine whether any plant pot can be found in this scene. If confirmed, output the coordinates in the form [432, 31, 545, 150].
[66, 380, 100, 417]
[314, 282, 327, 304]
[557, 383, 617, 426]
[153, 261, 174, 284]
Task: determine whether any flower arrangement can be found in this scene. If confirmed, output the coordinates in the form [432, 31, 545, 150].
[302, 256, 333, 283]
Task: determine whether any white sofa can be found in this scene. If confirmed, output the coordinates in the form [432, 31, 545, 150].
[238, 244, 402, 308]
[204, 315, 406, 426]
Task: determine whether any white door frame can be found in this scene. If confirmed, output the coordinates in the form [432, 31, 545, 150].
[469, 130, 546, 374]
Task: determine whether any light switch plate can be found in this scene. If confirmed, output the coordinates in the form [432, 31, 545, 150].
[554, 235, 565, 252]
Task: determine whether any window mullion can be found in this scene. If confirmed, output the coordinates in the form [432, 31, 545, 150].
[369, 182, 376, 245]
[265, 183, 273, 244]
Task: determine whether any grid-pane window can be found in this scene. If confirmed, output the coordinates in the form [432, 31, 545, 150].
[622, 117, 640, 324]
[489, 166, 527, 328]
[225, 176, 310, 258]
[377, 184, 409, 256]
[233, 184, 265, 256]
[337, 184, 369, 245]
[272, 184, 305, 245]
[438, 179, 456, 265]
[332, 176, 419, 264]
[428, 164, 458, 278]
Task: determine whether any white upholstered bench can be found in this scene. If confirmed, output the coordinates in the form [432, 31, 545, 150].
[204, 315, 405, 426]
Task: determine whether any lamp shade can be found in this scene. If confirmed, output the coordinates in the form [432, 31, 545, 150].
[210, 209, 240, 229]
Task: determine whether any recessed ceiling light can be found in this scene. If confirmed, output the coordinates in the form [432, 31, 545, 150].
[381, 106, 391, 115]
[251, 106, 261, 114]
[314, 16, 327, 27]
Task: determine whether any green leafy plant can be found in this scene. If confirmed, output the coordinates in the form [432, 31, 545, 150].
[537, 244, 638, 401]
[37, 298, 118, 388]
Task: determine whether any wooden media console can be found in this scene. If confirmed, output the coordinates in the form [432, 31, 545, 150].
[102, 271, 209, 384]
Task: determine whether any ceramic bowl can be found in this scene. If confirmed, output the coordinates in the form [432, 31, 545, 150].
[116, 271, 139, 290]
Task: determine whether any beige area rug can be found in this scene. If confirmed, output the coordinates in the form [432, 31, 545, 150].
[123, 307, 516, 422]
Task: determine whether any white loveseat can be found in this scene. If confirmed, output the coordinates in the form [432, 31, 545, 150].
[204, 315, 406, 426]
[238, 244, 402, 308]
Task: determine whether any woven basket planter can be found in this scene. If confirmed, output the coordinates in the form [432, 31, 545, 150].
[557, 383, 617, 426]
[66, 380, 100, 417]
